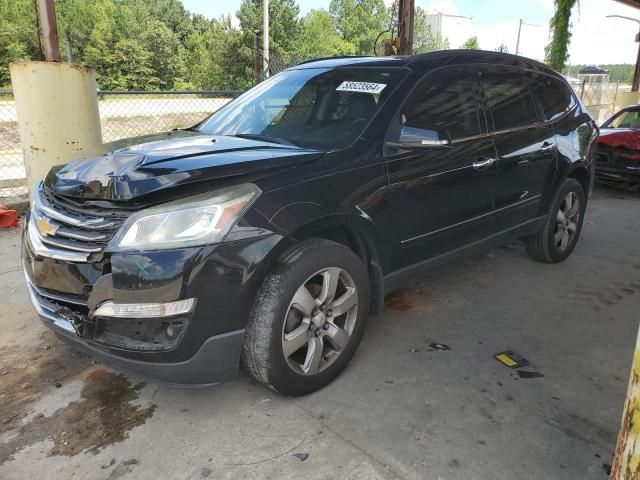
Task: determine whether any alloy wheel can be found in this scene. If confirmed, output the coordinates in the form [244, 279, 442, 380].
[281, 267, 358, 376]
[555, 191, 580, 252]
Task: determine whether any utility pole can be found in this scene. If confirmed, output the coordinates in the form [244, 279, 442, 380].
[34, 0, 61, 62]
[606, 15, 640, 92]
[515, 19, 523, 55]
[263, 0, 269, 78]
[397, 0, 415, 55]
[253, 30, 260, 85]
[514, 19, 539, 56]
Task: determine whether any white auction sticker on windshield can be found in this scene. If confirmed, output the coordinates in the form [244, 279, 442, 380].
[336, 81, 387, 94]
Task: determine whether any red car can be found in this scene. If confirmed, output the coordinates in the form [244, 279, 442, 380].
[596, 105, 640, 190]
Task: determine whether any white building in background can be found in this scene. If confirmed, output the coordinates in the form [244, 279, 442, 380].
[426, 13, 473, 49]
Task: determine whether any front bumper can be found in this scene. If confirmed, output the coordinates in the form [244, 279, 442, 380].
[595, 165, 640, 189]
[23, 224, 286, 386]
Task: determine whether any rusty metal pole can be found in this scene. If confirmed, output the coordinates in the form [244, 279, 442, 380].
[397, 0, 415, 55]
[34, 0, 61, 62]
[611, 326, 640, 478]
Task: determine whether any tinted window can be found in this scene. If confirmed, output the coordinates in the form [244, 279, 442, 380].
[198, 67, 407, 149]
[481, 69, 538, 131]
[402, 68, 480, 141]
[529, 74, 577, 122]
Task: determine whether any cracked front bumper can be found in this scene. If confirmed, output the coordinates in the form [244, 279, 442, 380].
[22, 223, 286, 386]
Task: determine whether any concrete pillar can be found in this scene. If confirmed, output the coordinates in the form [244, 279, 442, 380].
[611, 325, 640, 478]
[9, 61, 103, 201]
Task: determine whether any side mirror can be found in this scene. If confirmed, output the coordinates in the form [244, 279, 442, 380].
[387, 125, 452, 149]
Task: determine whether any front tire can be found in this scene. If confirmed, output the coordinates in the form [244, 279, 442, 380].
[242, 239, 369, 396]
[524, 178, 586, 263]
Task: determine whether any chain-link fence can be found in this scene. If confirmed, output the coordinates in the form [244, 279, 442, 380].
[0, 91, 26, 204]
[569, 77, 619, 124]
[0, 90, 243, 205]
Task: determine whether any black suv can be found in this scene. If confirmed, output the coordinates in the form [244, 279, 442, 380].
[23, 51, 598, 395]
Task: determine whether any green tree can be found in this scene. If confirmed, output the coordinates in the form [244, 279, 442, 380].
[182, 15, 248, 90]
[412, 6, 450, 53]
[462, 36, 479, 50]
[0, 0, 39, 87]
[299, 10, 356, 59]
[329, 0, 388, 55]
[237, 0, 301, 59]
[142, 19, 183, 89]
[545, 0, 578, 72]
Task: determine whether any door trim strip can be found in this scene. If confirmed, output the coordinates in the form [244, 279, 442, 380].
[400, 194, 541, 246]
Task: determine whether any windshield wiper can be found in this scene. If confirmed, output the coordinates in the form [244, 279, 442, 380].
[229, 133, 296, 146]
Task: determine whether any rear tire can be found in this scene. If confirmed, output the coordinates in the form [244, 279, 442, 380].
[524, 178, 586, 263]
[242, 239, 369, 396]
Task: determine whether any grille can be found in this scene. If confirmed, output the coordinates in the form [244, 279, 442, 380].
[30, 184, 129, 261]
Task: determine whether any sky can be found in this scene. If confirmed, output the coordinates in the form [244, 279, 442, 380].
[180, 0, 640, 65]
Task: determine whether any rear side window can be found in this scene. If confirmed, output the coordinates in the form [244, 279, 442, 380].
[529, 74, 577, 122]
[402, 67, 480, 140]
[480, 69, 538, 131]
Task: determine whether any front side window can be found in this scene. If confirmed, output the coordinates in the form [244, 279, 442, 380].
[529, 74, 577, 122]
[198, 67, 407, 149]
[606, 110, 640, 129]
[400, 67, 480, 141]
[481, 68, 538, 131]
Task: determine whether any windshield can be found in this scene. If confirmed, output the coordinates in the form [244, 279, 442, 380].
[605, 109, 640, 129]
[197, 67, 407, 149]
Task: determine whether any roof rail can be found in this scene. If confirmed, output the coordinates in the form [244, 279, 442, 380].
[295, 55, 371, 66]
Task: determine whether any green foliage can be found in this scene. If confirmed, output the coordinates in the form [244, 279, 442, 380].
[545, 0, 578, 72]
[564, 64, 635, 84]
[299, 10, 356, 58]
[462, 36, 479, 50]
[329, 0, 388, 55]
[0, 0, 453, 90]
[0, 0, 39, 86]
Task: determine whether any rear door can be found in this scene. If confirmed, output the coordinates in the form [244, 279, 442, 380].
[383, 66, 498, 269]
[477, 66, 557, 230]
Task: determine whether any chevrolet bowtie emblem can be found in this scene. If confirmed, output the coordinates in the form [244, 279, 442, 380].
[36, 217, 59, 237]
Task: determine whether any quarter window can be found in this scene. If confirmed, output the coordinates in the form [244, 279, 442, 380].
[481, 70, 538, 131]
[529, 74, 577, 122]
[402, 68, 480, 141]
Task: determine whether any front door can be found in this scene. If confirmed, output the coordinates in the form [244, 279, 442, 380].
[382, 66, 499, 270]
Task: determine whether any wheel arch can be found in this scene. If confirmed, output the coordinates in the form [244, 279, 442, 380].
[290, 214, 388, 316]
[566, 164, 592, 196]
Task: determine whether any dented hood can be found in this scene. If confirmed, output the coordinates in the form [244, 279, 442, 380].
[44, 131, 322, 202]
[598, 128, 640, 151]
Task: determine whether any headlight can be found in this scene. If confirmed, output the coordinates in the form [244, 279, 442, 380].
[109, 183, 261, 251]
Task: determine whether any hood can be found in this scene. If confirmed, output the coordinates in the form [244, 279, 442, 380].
[45, 131, 323, 202]
[598, 128, 640, 150]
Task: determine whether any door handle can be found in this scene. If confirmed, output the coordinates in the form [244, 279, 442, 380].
[540, 142, 556, 153]
[472, 157, 496, 170]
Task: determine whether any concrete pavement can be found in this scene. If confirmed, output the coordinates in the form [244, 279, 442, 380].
[0, 185, 638, 480]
